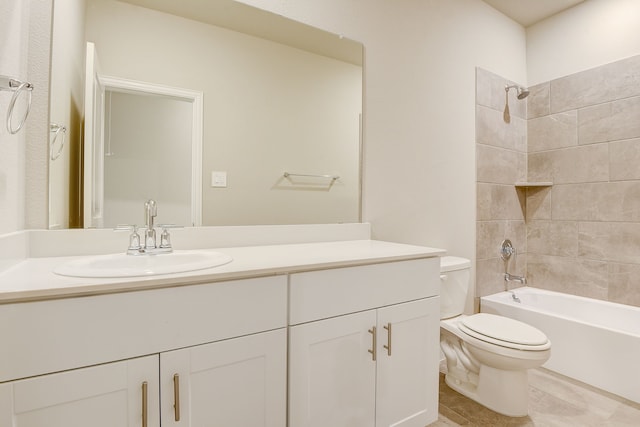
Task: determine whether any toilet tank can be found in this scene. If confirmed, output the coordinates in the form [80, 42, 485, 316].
[440, 256, 471, 319]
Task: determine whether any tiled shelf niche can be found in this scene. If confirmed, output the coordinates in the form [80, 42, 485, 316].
[514, 182, 552, 223]
[514, 182, 553, 188]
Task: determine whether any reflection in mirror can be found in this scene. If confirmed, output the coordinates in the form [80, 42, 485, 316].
[82, 57, 203, 229]
[48, 0, 363, 229]
[102, 89, 196, 228]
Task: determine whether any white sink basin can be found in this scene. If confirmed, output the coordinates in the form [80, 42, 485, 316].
[54, 250, 233, 278]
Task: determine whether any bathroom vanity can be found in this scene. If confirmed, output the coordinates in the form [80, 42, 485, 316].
[0, 230, 443, 427]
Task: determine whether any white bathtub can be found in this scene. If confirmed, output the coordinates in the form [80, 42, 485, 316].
[481, 287, 640, 404]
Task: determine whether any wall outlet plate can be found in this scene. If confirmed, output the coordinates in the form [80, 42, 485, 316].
[211, 171, 227, 188]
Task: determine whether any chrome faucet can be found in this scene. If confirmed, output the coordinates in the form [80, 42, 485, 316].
[504, 272, 527, 284]
[507, 288, 521, 303]
[116, 199, 178, 255]
[504, 273, 525, 303]
[144, 199, 157, 250]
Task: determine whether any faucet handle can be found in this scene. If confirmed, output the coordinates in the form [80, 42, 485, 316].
[157, 224, 182, 229]
[115, 224, 142, 254]
[157, 224, 182, 249]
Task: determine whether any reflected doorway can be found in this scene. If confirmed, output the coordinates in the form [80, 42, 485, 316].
[103, 90, 194, 228]
[83, 70, 203, 228]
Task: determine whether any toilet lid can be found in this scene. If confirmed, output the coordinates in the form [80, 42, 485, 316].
[460, 313, 548, 347]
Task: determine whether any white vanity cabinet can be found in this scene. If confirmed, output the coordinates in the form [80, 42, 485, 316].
[0, 330, 286, 427]
[0, 275, 288, 427]
[288, 258, 440, 427]
[374, 298, 439, 427]
[0, 239, 443, 427]
[289, 310, 377, 426]
[0, 355, 160, 427]
[160, 328, 287, 426]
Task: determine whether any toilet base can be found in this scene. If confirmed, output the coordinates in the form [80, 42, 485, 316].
[444, 364, 529, 417]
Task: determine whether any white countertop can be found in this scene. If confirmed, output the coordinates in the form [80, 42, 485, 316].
[0, 240, 444, 304]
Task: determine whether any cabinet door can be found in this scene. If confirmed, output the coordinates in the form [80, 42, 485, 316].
[375, 297, 440, 427]
[289, 310, 377, 427]
[0, 355, 159, 427]
[160, 328, 286, 427]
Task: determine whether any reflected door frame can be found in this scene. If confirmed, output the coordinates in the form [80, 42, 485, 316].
[87, 74, 203, 227]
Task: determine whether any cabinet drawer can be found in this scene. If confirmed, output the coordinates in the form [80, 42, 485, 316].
[0, 275, 287, 383]
[289, 258, 439, 325]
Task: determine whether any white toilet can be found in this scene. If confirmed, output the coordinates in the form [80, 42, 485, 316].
[439, 256, 551, 417]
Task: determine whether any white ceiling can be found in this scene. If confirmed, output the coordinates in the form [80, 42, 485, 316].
[482, 0, 586, 27]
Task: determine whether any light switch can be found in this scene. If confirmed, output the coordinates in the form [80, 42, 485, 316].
[211, 171, 227, 188]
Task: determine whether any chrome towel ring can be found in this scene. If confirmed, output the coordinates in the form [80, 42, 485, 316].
[0, 75, 34, 135]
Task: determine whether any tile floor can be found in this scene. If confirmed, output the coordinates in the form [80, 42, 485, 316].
[431, 368, 640, 426]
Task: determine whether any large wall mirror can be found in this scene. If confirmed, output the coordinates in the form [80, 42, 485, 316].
[48, 0, 363, 229]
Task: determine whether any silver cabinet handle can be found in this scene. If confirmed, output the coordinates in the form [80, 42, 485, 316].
[368, 327, 377, 361]
[173, 373, 181, 421]
[383, 323, 392, 356]
[141, 381, 148, 427]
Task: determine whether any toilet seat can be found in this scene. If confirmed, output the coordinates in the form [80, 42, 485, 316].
[459, 313, 550, 351]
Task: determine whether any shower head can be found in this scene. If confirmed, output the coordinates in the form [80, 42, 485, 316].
[505, 84, 529, 100]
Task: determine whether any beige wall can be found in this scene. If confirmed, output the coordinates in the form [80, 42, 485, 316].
[0, 0, 51, 234]
[6, 0, 529, 296]
[238, 0, 528, 265]
[12, 1, 635, 265]
[9, 1, 640, 265]
[526, 54, 640, 307]
[0, 0, 29, 234]
[527, 0, 640, 86]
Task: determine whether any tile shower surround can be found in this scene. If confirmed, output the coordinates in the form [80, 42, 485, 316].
[476, 55, 640, 308]
[476, 67, 528, 299]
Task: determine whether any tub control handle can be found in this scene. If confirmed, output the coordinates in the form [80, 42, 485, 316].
[501, 239, 515, 261]
[368, 327, 377, 361]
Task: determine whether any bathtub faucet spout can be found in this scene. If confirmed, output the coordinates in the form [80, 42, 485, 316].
[508, 290, 521, 303]
[504, 272, 527, 284]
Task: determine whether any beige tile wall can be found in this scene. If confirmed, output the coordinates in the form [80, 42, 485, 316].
[526, 55, 640, 306]
[475, 68, 527, 301]
[476, 55, 640, 308]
